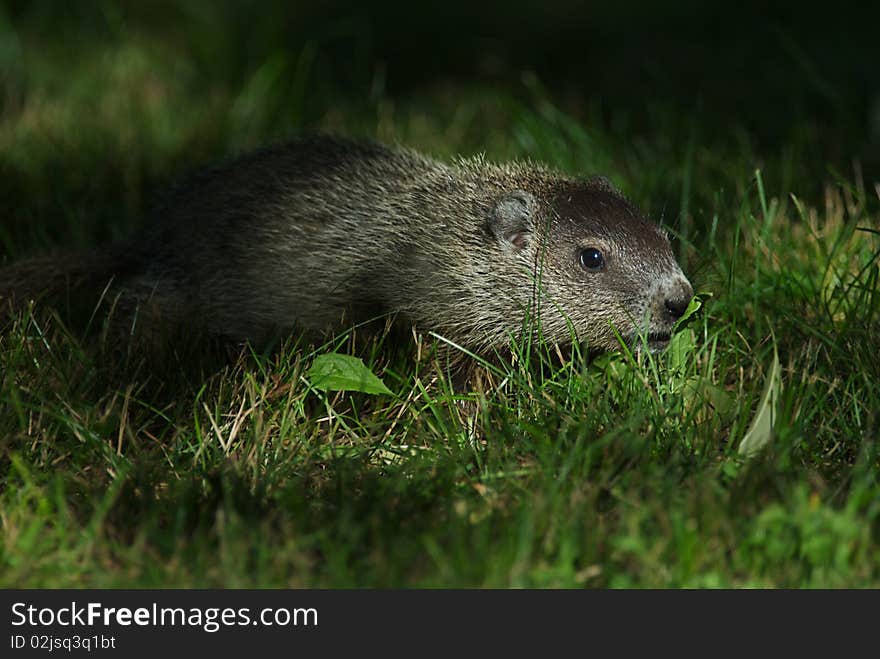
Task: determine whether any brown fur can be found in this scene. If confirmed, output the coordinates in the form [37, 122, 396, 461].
[1, 135, 693, 354]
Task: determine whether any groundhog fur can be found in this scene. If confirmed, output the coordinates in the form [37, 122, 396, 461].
[0, 135, 693, 360]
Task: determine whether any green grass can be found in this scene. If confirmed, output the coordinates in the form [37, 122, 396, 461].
[1, 3, 879, 587]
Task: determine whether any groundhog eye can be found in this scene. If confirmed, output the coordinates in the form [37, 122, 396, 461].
[579, 247, 605, 272]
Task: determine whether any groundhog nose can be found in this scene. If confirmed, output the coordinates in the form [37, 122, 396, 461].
[664, 295, 691, 321]
[662, 276, 694, 320]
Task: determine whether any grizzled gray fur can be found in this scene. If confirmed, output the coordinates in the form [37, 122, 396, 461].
[1, 136, 693, 353]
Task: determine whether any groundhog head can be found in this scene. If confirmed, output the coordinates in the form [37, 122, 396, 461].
[488, 177, 693, 352]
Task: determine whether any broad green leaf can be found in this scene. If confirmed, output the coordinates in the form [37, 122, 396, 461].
[667, 327, 696, 371]
[672, 291, 712, 332]
[307, 353, 394, 396]
[738, 344, 781, 458]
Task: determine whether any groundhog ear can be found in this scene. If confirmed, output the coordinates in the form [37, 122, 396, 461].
[586, 175, 618, 193]
[490, 190, 537, 252]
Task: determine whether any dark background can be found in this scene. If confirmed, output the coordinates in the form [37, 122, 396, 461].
[2, 0, 879, 247]
[5, 1, 879, 156]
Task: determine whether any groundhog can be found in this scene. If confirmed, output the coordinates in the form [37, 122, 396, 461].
[0, 135, 693, 355]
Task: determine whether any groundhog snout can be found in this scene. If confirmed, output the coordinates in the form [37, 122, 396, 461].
[657, 276, 694, 324]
